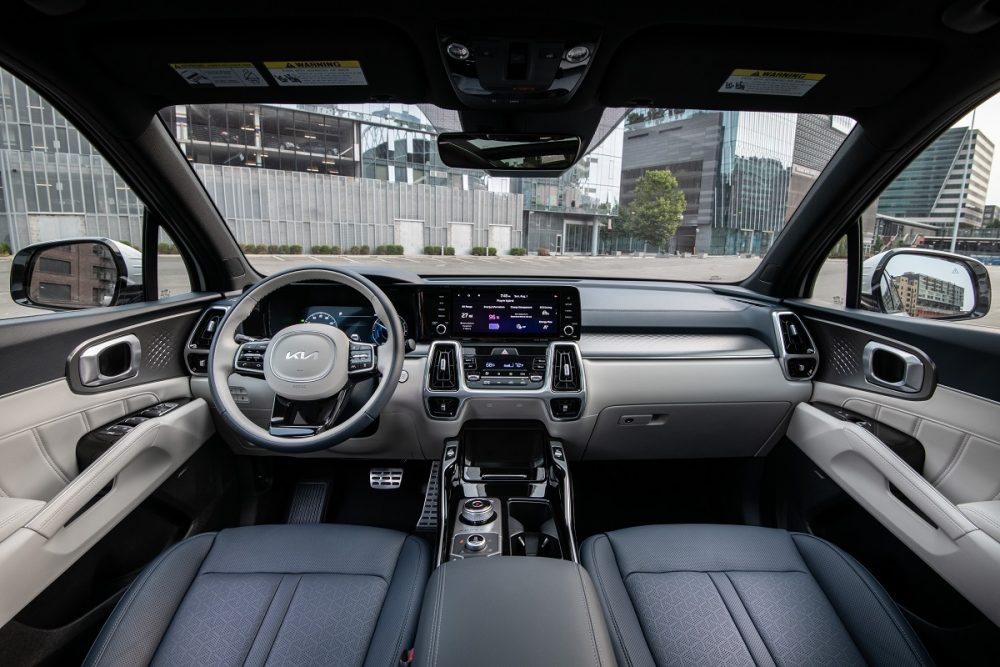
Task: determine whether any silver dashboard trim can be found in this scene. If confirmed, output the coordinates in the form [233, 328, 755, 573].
[577, 333, 773, 360]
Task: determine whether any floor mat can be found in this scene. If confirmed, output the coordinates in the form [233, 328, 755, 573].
[258, 459, 432, 533]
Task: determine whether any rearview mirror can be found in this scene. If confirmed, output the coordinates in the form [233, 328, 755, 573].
[9, 238, 142, 311]
[863, 248, 991, 320]
[437, 133, 582, 173]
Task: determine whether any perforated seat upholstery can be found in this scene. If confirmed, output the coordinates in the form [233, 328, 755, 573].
[581, 524, 932, 667]
[85, 524, 430, 667]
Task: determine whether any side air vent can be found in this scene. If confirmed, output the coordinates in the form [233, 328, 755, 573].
[772, 312, 819, 381]
[552, 344, 582, 391]
[429, 343, 459, 391]
[185, 306, 229, 375]
[188, 307, 228, 351]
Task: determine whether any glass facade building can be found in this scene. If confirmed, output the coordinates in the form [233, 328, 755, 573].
[619, 109, 851, 255]
[878, 126, 994, 230]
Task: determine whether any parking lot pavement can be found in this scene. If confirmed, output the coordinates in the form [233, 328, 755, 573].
[2, 255, 999, 329]
[241, 252, 765, 282]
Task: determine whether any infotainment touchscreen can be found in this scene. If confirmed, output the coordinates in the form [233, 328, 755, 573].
[452, 289, 559, 336]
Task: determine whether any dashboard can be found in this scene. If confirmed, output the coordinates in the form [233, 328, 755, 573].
[240, 282, 581, 345]
[192, 271, 815, 463]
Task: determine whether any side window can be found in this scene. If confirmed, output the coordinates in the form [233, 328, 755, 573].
[817, 92, 998, 328]
[157, 228, 193, 299]
[0, 66, 189, 319]
[812, 234, 849, 308]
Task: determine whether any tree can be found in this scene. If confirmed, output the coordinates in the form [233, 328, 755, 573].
[620, 170, 686, 249]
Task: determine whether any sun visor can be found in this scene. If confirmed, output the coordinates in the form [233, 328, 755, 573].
[82, 19, 427, 107]
[600, 26, 934, 116]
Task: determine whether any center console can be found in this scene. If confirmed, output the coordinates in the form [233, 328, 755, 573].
[435, 421, 577, 564]
[417, 422, 617, 666]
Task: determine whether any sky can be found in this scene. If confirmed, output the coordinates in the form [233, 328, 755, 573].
[956, 91, 1000, 205]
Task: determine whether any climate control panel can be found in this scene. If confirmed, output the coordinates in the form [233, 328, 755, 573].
[461, 345, 548, 390]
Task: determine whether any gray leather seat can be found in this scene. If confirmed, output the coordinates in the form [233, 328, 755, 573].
[581, 524, 932, 667]
[84, 524, 430, 667]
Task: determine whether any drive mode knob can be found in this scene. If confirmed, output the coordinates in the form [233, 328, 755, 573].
[562, 325, 575, 336]
[466, 534, 487, 552]
[461, 498, 495, 525]
[435, 323, 448, 335]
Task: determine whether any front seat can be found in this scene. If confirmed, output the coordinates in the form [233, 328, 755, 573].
[581, 524, 932, 667]
[84, 524, 430, 667]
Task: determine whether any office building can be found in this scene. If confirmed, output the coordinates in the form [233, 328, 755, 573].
[893, 272, 966, 317]
[878, 126, 994, 230]
[618, 110, 851, 254]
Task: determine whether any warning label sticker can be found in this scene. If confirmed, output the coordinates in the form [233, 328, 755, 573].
[719, 69, 825, 97]
[170, 63, 267, 88]
[264, 61, 368, 87]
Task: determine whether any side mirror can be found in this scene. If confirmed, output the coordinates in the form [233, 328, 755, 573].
[9, 238, 142, 311]
[863, 248, 991, 320]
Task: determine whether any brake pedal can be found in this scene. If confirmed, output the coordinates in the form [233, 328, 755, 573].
[369, 467, 404, 490]
[286, 481, 330, 524]
[416, 461, 441, 531]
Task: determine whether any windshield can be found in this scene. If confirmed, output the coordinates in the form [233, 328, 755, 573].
[160, 103, 854, 280]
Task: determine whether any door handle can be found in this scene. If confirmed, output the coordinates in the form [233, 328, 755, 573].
[79, 334, 142, 387]
[862, 341, 924, 393]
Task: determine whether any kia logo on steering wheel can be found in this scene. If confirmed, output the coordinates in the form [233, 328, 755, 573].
[285, 351, 319, 360]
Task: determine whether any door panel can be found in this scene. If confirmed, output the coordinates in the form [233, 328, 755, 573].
[813, 382, 1000, 505]
[786, 301, 1000, 627]
[0, 377, 190, 501]
[0, 294, 219, 396]
[0, 295, 219, 627]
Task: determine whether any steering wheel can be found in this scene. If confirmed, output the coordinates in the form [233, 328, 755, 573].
[208, 266, 405, 453]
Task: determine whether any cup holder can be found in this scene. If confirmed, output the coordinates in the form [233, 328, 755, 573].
[507, 499, 562, 558]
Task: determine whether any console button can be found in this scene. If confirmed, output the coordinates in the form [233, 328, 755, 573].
[550, 398, 582, 419]
[465, 534, 487, 552]
[461, 498, 496, 525]
[428, 397, 460, 418]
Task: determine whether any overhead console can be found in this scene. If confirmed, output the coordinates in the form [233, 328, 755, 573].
[438, 32, 598, 110]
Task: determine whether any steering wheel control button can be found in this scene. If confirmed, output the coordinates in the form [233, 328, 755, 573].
[465, 534, 487, 552]
[348, 342, 377, 374]
[235, 341, 269, 374]
[461, 498, 496, 525]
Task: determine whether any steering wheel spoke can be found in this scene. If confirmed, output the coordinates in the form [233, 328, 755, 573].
[268, 375, 378, 437]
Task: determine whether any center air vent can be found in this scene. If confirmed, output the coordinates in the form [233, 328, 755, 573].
[429, 343, 459, 391]
[552, 344, 582, 391]
[773, 312, 819, 381]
